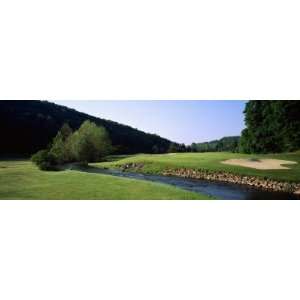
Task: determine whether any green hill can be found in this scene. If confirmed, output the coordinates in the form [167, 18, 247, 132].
[0, 100, 173, 156]
[191, 136, 240, 152]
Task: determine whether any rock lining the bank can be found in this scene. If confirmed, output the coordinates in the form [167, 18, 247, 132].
[162, 168, 300, 193]
[118, 163, 300, 193]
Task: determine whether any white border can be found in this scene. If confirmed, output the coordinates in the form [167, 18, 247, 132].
[1, 200, 300, 300]
[0, 0, 300, 99]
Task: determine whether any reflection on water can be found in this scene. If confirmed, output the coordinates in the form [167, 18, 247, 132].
[73, 165, 299, 200]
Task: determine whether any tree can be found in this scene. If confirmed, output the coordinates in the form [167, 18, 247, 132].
[49, 123, 73, 163]
[152, 145, 160, 154]
[31, 120, 113, 170]
[239, 100, 300, 153]
[188, 137, 240, 153]
[186, 145, 192, 152]
[168, 143, 178, 153]
[238, 129, 252, 153]
[60, 123, 73, 141]
[277, 101, 300, 151]
[70, 120, 112, 162]
[50, 131, 66, 164]
[178, 144, 186, 152]
[191, 143, 198, 152]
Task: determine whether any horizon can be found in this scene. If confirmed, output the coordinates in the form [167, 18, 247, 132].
[52, 100, 246, 144]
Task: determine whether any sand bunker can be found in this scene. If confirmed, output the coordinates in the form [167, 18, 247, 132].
[221, 158, 297, 170]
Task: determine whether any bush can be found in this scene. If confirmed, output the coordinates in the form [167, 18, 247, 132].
[31, 150, 58, 171]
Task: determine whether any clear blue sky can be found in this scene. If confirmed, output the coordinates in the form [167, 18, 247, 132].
[52, 100, 246, 145]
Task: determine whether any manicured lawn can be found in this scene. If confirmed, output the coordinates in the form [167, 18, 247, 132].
[0, 160, 209, 200]
[95, 151, 300, 182]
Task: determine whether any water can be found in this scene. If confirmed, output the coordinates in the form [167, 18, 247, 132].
[72, 165, 299, 200]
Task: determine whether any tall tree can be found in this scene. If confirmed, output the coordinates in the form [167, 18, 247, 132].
[70, 120, 112, 162]
[239, 100, 300, 153]
[50, 131, 66, 164]
[49, 123, 73, 163]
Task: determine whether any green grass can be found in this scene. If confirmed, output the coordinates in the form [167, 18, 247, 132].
[0, 160, 210, 200]
[94, 151, 300, 183]
[3, 151, 299, 200]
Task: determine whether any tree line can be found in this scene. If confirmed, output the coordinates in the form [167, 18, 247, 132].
[189, 136, 240, 153]
[166, 137, 240, 153]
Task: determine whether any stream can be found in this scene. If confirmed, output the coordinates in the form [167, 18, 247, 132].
[72, 165, 299, 200]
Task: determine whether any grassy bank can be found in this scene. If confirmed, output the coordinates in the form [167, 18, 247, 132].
[94, 152, 300, 183]
[0, 160, 210, 200]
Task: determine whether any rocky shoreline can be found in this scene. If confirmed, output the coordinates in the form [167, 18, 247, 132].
[119, 163, 300, 194]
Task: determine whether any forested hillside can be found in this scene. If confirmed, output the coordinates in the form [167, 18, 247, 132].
[0, 101, 173, 156]
[190, 136, 240, 152]
[239, 100, 300, 153]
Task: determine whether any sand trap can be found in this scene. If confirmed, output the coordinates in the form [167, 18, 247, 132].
[221, 158, 297, 170]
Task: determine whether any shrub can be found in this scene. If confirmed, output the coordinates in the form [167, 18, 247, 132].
[31, 150, 58, 171]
